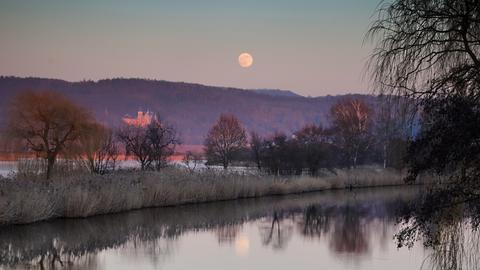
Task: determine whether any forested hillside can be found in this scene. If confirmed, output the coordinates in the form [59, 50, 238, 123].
[0, 76, 373, 144]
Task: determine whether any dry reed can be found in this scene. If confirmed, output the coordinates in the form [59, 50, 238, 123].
[0, 166, 427, 225]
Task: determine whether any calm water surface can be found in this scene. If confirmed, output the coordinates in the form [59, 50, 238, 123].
[1, 187, 433, 270]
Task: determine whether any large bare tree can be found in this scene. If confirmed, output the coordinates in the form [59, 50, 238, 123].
[204, 114, 247, 169]
[7, 91, 94, 179]
[330, 99, 374, 168]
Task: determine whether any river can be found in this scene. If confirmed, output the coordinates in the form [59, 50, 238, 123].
[0, 186, 440, 270]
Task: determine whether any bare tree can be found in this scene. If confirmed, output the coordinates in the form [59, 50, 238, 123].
[117, 117, 179, 171]
[7, 91, 94, 179]
[146, 120, 179, 170]
[331, 99, 374, 168]
[117, 123, 151, 170]
[204, 114, 247, 169]
[78, 123, 119, 174]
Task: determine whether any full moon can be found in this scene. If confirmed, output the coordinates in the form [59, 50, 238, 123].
[238, 53, 253, 68]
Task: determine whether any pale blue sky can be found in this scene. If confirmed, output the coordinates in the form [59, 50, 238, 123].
[0, 0, 381, 96]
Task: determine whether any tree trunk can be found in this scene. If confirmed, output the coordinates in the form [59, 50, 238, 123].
[256, 158, 261, 170]
[46, 154, 56, 179]
[383, 143, 387, 169]
[223, 155, 228, 170]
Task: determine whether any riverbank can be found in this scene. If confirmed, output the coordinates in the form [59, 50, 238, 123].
[0, 167, 430, 225]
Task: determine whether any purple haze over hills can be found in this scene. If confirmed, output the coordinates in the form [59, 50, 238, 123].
[0, 76, 375, 144]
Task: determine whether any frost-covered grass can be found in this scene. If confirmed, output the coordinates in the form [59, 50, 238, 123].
[0, 161, 17, 177]
[0, 166, 430, 226]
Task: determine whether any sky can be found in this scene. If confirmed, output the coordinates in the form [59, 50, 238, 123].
[0, 0, 381, 96]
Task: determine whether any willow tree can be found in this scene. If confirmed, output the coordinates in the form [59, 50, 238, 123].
[368, 0, 480, 101]
[367, 0, 480, 251]
[7, 91, 95, 179]
[368, 0, 480, 181]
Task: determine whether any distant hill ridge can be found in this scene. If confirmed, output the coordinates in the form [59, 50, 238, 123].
[0, 76, 374, 144]
[253, 89, 302, 98]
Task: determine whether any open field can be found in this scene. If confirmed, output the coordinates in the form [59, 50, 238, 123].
[0, 166, 433, 226]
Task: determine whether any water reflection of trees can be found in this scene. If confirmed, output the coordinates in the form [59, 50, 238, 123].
[329, 205, 370, 254]
[299, 206, 331, 238]
[296, 198, 405, 258]
[259, 211, 294, 250]
[0, 187, 419, 269]
[396, 188, 480, 270]
[215, 224, 241, 244]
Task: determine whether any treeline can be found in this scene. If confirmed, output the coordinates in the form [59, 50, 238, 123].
[203, 98, 412, 175]
[4, 91, 180, 179]
[2, 91, 412, 179]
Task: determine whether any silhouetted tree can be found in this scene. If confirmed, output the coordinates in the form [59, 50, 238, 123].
[249, 125, 341, 176]
[405, 96, 480, 183]
[118, 123, 150, 170]
[374, 97, 412, 169]
[117, 117, 179, 171]
[7, 91, 95, 179]
[294, 124, 336, 175]
[250, 131, 263, 170]
[259, 133, 303, 175]
[368, 0, 480, 179]
[77, 123, 119, 174]
[368, 0, 480, 102]
[330, 99, 374, 168]
[146, 120, 179, 170]
[204, 114, 247, 169]
[368, 0, 480, 255]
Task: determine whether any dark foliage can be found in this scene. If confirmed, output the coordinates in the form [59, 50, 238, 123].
[369, 0, 480, 262]
[406, 96, 480, 183]
[250, 125, 341, 176]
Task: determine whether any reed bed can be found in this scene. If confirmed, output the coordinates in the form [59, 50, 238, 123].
[0, 166, 425, 225]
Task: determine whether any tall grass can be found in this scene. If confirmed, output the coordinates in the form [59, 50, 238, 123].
[0, 166, 430, 225]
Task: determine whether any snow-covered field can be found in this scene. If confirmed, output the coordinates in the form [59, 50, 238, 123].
[0, 160, 258, 178]
[0, 161, 17, 177]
